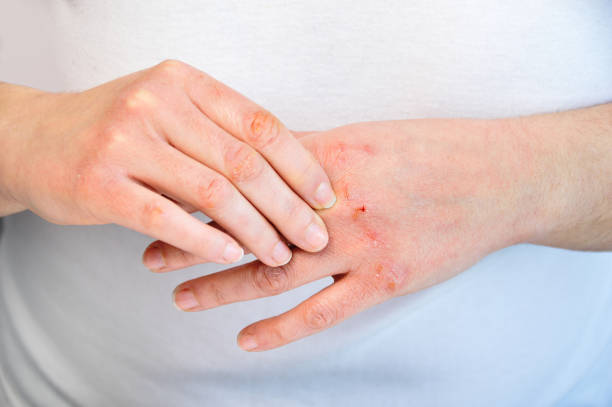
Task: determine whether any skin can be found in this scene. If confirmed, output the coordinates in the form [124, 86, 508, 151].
[1, 64, 610, 352]
[152, 104, 612, 351]
[0, 60, 337, 268]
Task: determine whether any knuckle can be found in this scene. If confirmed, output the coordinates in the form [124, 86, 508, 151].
[155, 59, 188, 79]
[268, 323, 288, 344]
[319, 141, 353, 169]
[251, 263, 291, 295]
[210, 283, 226, 305]
[244, 110, 282, 150]
[140, 201, 166, 231]
[118, 87, 159, 115]
[195, 176, 232, 210]
[96, 127, 131, 156]
[224, 142, 265, 183]
[302, 300, 338, 331]
[204, 78, 225, 101]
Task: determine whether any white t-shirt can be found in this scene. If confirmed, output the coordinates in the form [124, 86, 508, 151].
[1, 1, 612, 406]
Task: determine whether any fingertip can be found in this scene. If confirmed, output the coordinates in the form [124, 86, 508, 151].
[172, 285, 200, 312]
[322, 193, 337, 209]
[304, 220, 329, 252]
[269, 241, 293, 266]
[237, 331, 259, 351]
[222, 242, 244, 264]
[314, 182, 337, 209]
[143, 243, 166, 272]
[171, 286, 183, 311]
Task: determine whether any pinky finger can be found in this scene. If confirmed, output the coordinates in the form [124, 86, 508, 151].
[236, 274, 381, 352]
[111, 181, 244, 265]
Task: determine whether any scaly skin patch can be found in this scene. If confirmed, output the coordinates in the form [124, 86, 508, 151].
[141, 202, 164, 230]
[248, 110, 281, 149]
[163, 119, 529, 351]
[225, 144, 262, 183]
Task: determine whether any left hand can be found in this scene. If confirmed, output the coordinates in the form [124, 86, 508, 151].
[146, 118, 550, 351]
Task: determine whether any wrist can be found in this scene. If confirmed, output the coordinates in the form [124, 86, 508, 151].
[467, 117, 549, 251]
[0, 83, 51, 216]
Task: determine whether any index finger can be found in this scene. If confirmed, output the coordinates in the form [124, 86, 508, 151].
[180, 63, 337, 210]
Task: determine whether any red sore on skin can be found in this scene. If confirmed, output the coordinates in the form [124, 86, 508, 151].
[373, 263, 397, 293]
[374, 263, 383, 276]
[249, 110, 281, 149]
[362, 144, 375, 155]
[326, 142, 376, 168]
[342, 185, 351, 201]
[364, 228, 384, 248]
[351, 204, 367, 220]
[141, 203, 164, 229]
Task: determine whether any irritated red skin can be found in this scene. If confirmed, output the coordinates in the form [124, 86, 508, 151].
[162, 117, 546, 352]
[154, 102, 612, 351]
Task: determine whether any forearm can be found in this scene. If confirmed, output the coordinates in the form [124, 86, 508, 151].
[0, 82, 45, 217]
[517, 103, 612, 251]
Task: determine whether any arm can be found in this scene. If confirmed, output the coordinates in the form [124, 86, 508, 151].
[520, 103, 612, 251]
[145, 102, 612, 351]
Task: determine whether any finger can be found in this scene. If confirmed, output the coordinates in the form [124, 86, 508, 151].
[143, 240, 205, 273]
[143, 222, 253, 272]
[136, 181, 198, 214]
[291, 130, 316, 139]
[134, 146, 294, 267]
[160, 193, 198, 214]
[207, 219, 254, 254]
[180, 63, 337, 210]
[170, 250, 345, 311]
[107, 180, 244, 265]
[236, 274, 386, 352]
[157, 98, 330, 253]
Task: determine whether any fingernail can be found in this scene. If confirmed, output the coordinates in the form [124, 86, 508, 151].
[271, 241, 292, 265]
[239, 334, 258, 351]
[223, 242, 244, 263]
[144, 246, 165, 271]
[305, 221, 328, 250]
[173, 286, 200, 311]
[314, 182, 336, 209]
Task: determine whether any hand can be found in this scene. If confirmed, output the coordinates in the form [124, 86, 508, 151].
[0, 60, 336, 267]
[157, 118, 546, 350]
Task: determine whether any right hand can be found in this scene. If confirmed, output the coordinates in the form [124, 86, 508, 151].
[0, 60, 336, 267]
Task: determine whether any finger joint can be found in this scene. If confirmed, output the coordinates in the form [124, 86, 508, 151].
[252, 263, 291, 295]
[244, 110, 282, 150]
[302, 300, 338, 331]
[140, 201, 166, 231]
[118, 87, 159, 116]
[224, 142, 265, 183]
[155, 59, 189, 79]
[196, 176, 232, 210]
